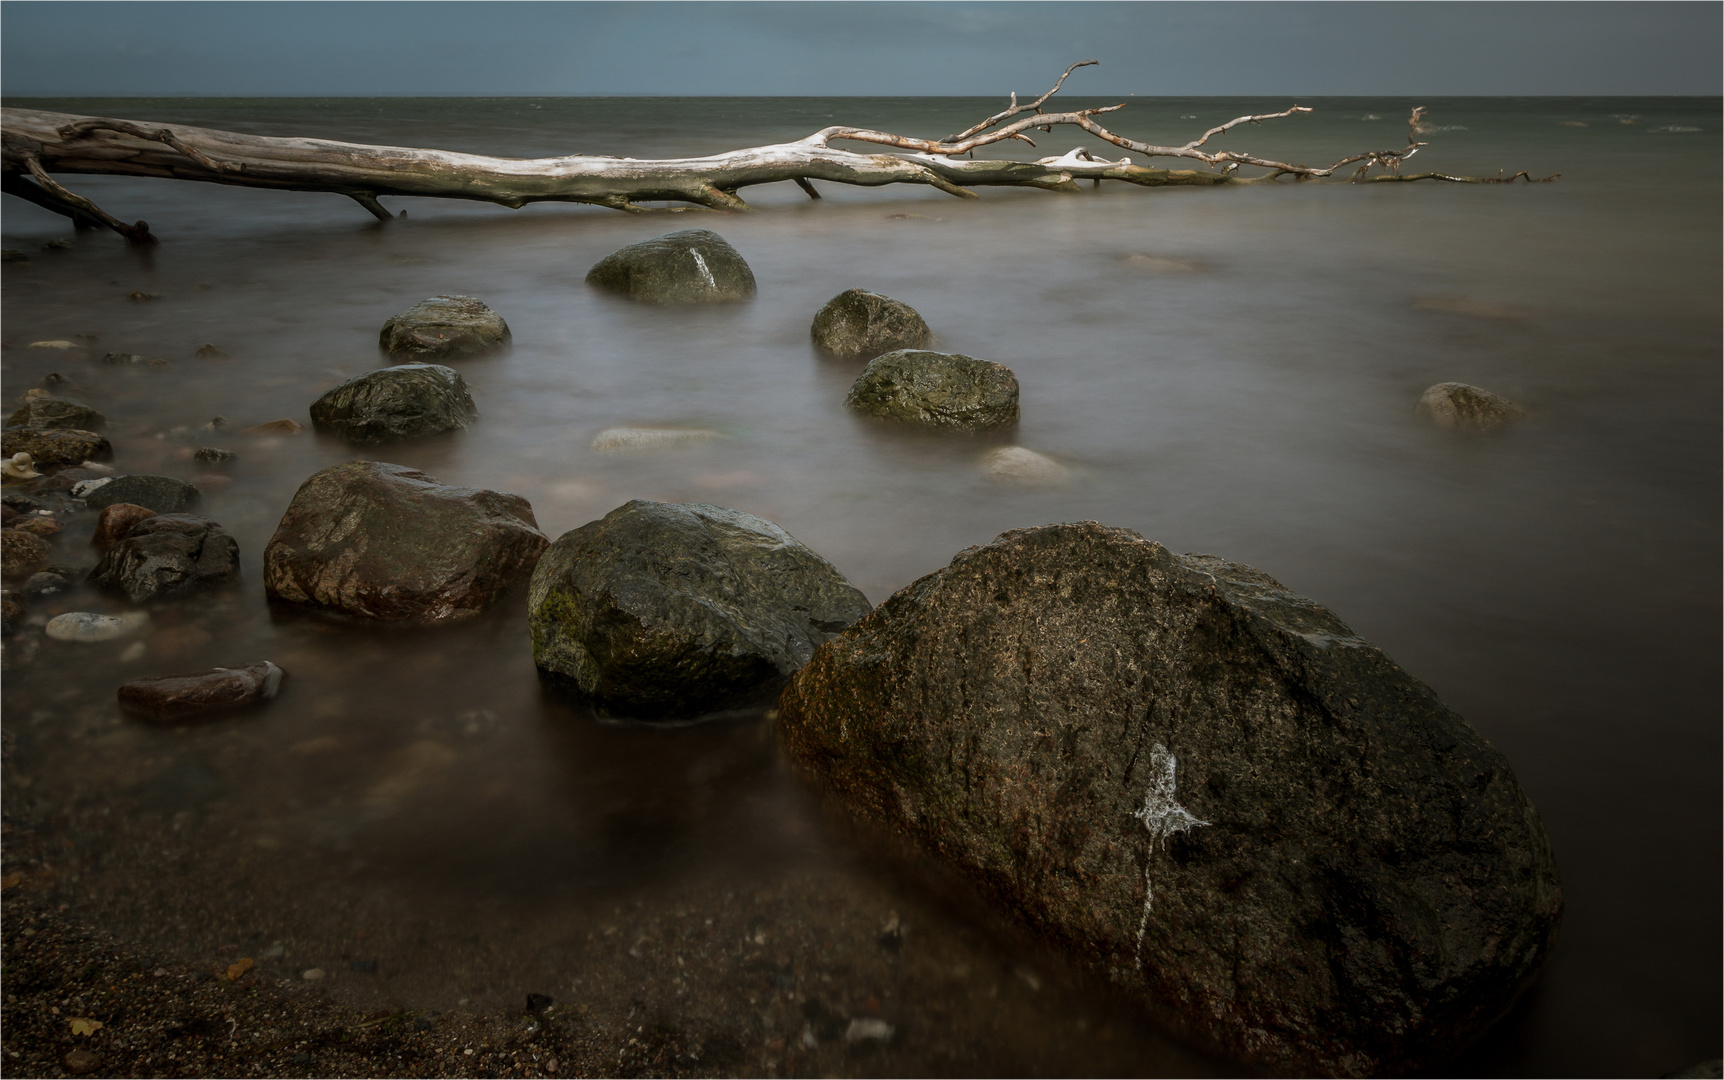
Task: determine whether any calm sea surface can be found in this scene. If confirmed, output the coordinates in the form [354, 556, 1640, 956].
[3, 96, 1719, 1075]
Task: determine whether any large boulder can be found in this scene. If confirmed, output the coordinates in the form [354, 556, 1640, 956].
[309, 363, 479, 444]
[1, 428, 112, 467]
[529, 500, 871, 718]
[7, 394, 106, 431]
[379, 295, 511, 359]
[82, 475, 200, 514]
[87, 514, 240, 602]
[810, 289, 934, 358]
[777, 522, 1562, 1076]
[585, 230, 757, 303]
[1414, 382, 1525, 430]
[263, 461, 548, 623]
[844, 350, 1019, 432]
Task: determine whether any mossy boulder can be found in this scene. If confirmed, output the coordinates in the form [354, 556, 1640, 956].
[844, 350, 1019, 431]
[263, 461, 547, 624]
[7, 394, 106, 431]
[1415, 382, 1525, 430]
[778, 522, 1562, 1076]
[1, 427, 112, 467]
[811, 289, 933, 358]
[309, 363, 478, 444]
[529, 500, 870, 718]
[379, 295, 511, 359]
[586, 230, 757, 303]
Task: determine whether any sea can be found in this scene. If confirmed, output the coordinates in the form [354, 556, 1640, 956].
[2, 96, 1719, 1076]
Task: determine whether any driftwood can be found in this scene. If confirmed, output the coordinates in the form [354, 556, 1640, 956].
[0, 61, 1555, 243]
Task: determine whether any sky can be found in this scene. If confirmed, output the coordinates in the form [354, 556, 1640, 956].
[1, 1, 1719, 98]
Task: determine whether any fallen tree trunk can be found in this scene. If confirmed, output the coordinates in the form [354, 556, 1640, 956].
[0, 61, 1554, 243]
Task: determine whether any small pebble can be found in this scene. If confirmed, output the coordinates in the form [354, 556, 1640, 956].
[71, 477, 114, 500]
[2, 452, 41, 481]
[45, 610, 151, 642]
[981, 446, 1070, 484]
[118, 641, 146, 663]
[301, 968, 326, 981]
[590, 427, 722, 451]
[845, 1017, 895, 1043]
[27, 340, 76, 350]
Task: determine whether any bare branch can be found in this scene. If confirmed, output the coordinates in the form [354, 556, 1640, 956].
[942, 59, 1099, 143]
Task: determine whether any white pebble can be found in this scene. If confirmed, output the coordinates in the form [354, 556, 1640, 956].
[78, 461, 117, 476]
[301, 968, 325, 981]
[27, 340, 76, 350]
[71, 477, 114, 499]
[590, 427, 721, 452]
[45, 611, 151, 643]
[3, 453, 40, 480]
[981, 446, 1070, 484]
[844, 1017, 895, 1043]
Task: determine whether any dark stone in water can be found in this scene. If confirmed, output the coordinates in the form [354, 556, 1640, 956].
[586, 229, 757, 303]
[117, 660, 285, 724]
[811, 289, 934, 359]
[0, 427, 112, 467]
[529, 500, 871, 718]
[309, 363, 479, 444]
[88, 514, 240, 602]
[1415, 382, 1526, 430]
[193, 446, 237, 465]
[844, 350, 1020, 432]
[21, 569, 74, 600]
[263, 460, 548, 624]
[83, 474, 199, 514]
[379, 295, 511, 359]
[7, 394, 106, 431]
[526, 993, 554, 1013]
[92, 503, 158, 550]
[777, 522, 1562, 1076]
[1, 529, 52, 580]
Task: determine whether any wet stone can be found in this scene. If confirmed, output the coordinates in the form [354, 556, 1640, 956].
[117, 660, 286, 724]
[192, 446, 237, 465]
[242, 418, 304, 435]
[529, 499, 872, 718]
[93, 503, 158, 550]
[0, 428, 112, 467]
[1, 592, 23, 634]
[379, 294, 511, 359]
[82, 475, 200, 514]
[981, 446, 1069, 484]
[21, 570, 74, 600]
[309, 363, 479, 444]
[1, 529, 52, 579]
[845, 350, 1020, 432]
[10, 515, 61, 538]
[45, 610, 150, 642]
[811, 289, 934, 359]
[87, 515, 240, 603]
[586, 229, 757, 303]
[1415, 381, 1526, 430]
[7, 395, 106, 431]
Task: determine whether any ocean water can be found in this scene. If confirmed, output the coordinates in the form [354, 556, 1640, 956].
[1, 96, 1718, 1075]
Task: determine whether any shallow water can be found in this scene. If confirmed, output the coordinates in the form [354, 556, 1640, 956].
[2, 95, 1719, 1075]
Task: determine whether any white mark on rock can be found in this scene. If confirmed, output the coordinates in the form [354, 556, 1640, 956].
[1130, 743, 1210, 963]
[690, 249, 717, 289]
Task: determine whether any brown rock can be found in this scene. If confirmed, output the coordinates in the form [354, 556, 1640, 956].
[88, 515, 240, 603]
[61, 1049, 101, 1075]
[93, 503, 159, 550]
[242, 418, 305, 435]
[264, 460, 549, 623]
[0, 427, 112, 466]
[11, 515, 61, 538]
[1, 529, 51, 579]
[118, 660, 286, 723]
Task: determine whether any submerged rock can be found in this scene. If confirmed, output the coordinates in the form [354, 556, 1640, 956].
[263, 460, 548, 624]
[810, 289, 933, 358]
[777, 522, 1562, 1076]
[586, 229, 757, 303]
[980, 446, 1069, 484]
[589, 427, 722, 452]
[1, 529, 52, 579]
[45, 610, 150, 643]
[118, 660, 286, 723]
[379, 295, 512, 359]
[309, 363, 479, 444]
[845, 350, 1020, 432]
[82, 475, 200, 515]
[7, 394, 106, 431]
[529, 500, 871, 718]
[87, 515, 240, 602]
[1, 428, 112, 467]
[1415, 382, 1526, 430]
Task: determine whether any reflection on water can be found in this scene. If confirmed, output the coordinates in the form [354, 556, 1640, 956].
[2, 95, 1719, 1076]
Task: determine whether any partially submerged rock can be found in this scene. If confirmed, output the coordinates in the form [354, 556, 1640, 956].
[810, 289, 934, 358]
[379, 295, 512, 359]
[0, 428, 112, 467]
[980, 446, 1069, 485]
[87, 515, 240, 602]
[263, 460, 548, 623]
[118, 660, 286, 724]
[1, 529, 52, 579]
[309, 363, 479, 444]
[529, 500, 871, 718]
[91, 503, 158, 550]
[1415, 382, 1526, 430]
[45, 610, 150, 643]
[589, 427, 722, 452]
[82, 475, 200, 515]
[778, 522, 1562, 1076]
[7, 394, 106, 431]
[845, 350, 1019, 432]
[586, 230, 757, 303]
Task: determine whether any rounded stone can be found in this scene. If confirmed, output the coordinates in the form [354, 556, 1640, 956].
[529, 500, 871, 718]
[93, 503, 158, 550]
[844, 350, 1020, 432]
[118, 660, 286, 724]
[1, 529, 52, 579]
[1414, 382, 1526, 430]
[0, 428, 112, 467]
[980, 446, 1069, 484]
[309, 363, 479, 444]
[45, 610, 150, 642]
[586, 229, 757, 303]
[82, 475, 200, 515]
[810, 289, 934, 359]
[7, 395, 106, 431]
[379, 295, 511, 359]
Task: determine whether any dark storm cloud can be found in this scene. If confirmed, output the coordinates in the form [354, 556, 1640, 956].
[2, 1, 1718, 97]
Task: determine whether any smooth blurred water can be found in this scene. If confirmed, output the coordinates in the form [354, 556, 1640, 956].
[2, 96, 1718, 1076]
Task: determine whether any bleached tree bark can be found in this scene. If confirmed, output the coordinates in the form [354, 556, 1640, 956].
[0, 61, 1554, 243]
